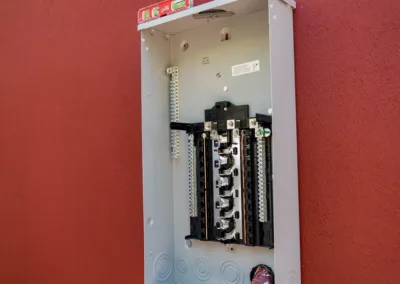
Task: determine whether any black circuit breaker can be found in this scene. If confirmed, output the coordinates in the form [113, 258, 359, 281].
[171, 101, 274, 248]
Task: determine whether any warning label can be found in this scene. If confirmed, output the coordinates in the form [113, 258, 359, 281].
[232, 60, 260, 77]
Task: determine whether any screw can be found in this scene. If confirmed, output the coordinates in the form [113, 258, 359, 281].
[186, 240, 192, 248]
[252, 120, 257, 126]
[228, 121, 234, 127]
[227, 245, 235, 252]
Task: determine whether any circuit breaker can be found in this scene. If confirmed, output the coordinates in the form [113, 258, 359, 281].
[139, 0, 300, 283]
[171, 102, 274, 248]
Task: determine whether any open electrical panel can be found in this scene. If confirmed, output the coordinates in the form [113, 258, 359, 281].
[139, 0, 300, 283]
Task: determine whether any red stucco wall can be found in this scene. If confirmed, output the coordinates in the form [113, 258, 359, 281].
[294, 1, 400, 283]
[0, 1, 399, 284]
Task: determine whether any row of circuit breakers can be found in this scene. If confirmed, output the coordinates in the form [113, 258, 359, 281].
[171, 101, 274, 248]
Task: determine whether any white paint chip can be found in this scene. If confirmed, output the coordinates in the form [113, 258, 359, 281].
[232, 60, 260, 77]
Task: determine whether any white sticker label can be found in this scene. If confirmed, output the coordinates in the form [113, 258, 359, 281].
[232, 60, 260, 77]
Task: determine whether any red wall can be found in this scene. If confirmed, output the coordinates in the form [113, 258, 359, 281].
[0, 1, 399, 284]
[295, 1, 400, 283]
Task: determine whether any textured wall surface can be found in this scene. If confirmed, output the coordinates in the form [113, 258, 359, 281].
[294, 0, 400, 283]
[0, 0, 399, 284]
[0, 1, 145, 283]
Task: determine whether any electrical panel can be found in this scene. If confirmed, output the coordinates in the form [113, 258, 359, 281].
[171, 102, 274, 248]
[139, 0, 300, 283]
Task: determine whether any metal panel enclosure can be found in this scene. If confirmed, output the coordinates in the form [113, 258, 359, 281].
[139, 0, 299, 283]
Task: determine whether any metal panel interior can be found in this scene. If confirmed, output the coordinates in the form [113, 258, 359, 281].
[141, 20, 173, 284]
[141, 7, 276, 284]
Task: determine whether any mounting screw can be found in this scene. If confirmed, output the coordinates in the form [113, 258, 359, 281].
[186, 240, 192, 248]
[204, 121, 212, 131]
[227, 120, 235, 130]
[227, 245, 235, 252]
[233, 128, 240, 138]
[249, 118, 257, 129]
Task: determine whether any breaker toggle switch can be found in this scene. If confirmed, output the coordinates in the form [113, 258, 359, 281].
[219, 154, 234, 172]
[216, 197, 230, 210]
